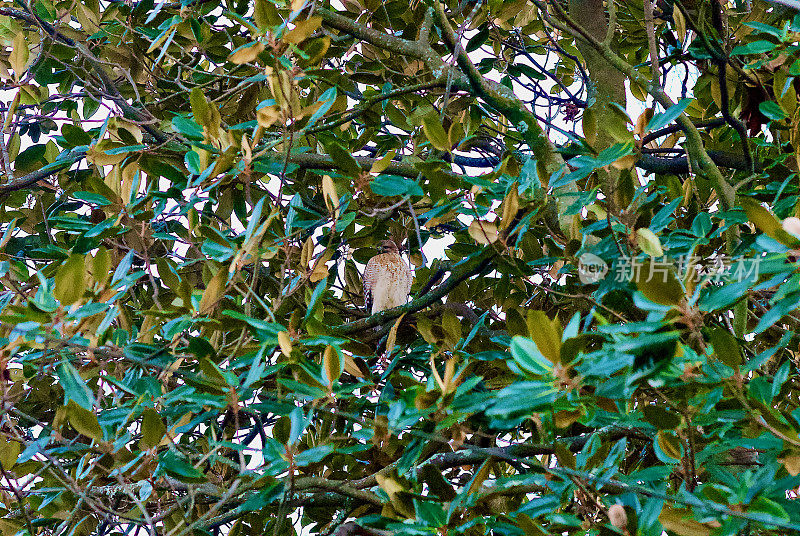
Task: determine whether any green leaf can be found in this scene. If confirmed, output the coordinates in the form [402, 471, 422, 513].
[698, 278, 750, 311]
[111, 250, 135, 286]
[323, 141, 361, 177]
[172, 116, 204, 139]
[158, 451, 206, 482]
[645, 98, 692, 132]
[754, 292, 800, 334]
[642, 405, 681, 429]
[66, 400, 104, 442]
[731, 40, 777, 56]
[53, 254, 85, 305]
[370, 175, 423, 197]
[294, 445, 333, 466]
[744, 21, 783, 38]
[422, 114, 450, 151]
[759, 101, 786, 121]
[707, 327, 742, 367]
[465, 25, 489, 52]
[509, 336, 553, 376]
[304, 87, 337, 129]
[73, 191, 112, 206]
[635, 259, 685, 306]
[304, 277, 328, 322]
[56, 361, 95, 410]
[747, 497, 790, 526]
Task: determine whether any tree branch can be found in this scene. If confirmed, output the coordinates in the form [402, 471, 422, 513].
[285, 152, 459, 180]
[4, 6, 169, 144]
[0, 149, 87, 197]
[532, 0, 736, 210]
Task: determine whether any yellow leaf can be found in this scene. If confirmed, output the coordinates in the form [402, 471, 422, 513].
[241, 133, 252, 163]
[66, 400, 104, 442]
[54, 254, 86, 305]
[284, 16, 321, 45]
[582, 107, 597, 146]
[0, 519, 22, 536]
[636, 228, 664, 257]
[386, 313, 406, 356]
[673, 8, 687, 44]
[190, 87, 211, 127]
[146, 25, 176, 55]
[257, 105, 281, 128]
[3, 91, 20, 131]
[526, 310, 561, 364]
[657, 430, 683, 460]
[91, 247, 111, 287]
[780, 453, 800, 476]
[466, 459, 491, 495]
[322, 345, 342, 386]
[198, 268, 228, 314]
[278, 331, 293, 357]
[611, 154, 637, 170]
[255, 0, 282, 29]
[9, 32, 29, 80]
[322, 175, 339, 216]
[86, 140, 127, 167]
[635, 108, 654, 139]
[344, 354, 365, 378]
[369, 149, 396, 174]
[229, 42, 265, 64]
[554, 410, 582, 429]
[468, 220, 499, 244]
[139, 408, 167, 450]
[499, 184, 519, 230]
[422, 115, 450, 151]
[301, 236, 314, 268]
[309, 263, 329, 282]
[0, 218, 17, 250]
[659, 507, 711, 536]
[0, 434, 20, 469]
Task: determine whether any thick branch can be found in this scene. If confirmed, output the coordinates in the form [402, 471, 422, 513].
[293, 476, 382, 506]
[317, 8, 427, 59]
[533, 0, 736, 210]
[285, 152, 459, 180]
[0, 149, 87, 196]
[638, 150, 760, 174]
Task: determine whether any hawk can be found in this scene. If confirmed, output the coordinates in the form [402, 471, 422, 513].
[363, 240, 413, 314]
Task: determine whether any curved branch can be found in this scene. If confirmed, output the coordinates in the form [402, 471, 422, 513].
[285, 152, 460, 180]
[293, 476, 382, 506]
[3, 6, 169, 144]
[0, 149, 87, 197]
[710, 0, 754, 174]
[638, 150, 761, 174]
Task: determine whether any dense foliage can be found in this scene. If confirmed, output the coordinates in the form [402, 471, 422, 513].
[1, 0, 800, 534]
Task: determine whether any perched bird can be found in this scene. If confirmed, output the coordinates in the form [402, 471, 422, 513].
[363, 240, 413, 314]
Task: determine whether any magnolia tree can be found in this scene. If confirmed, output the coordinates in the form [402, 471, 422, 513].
[1, 0, 800, 535]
